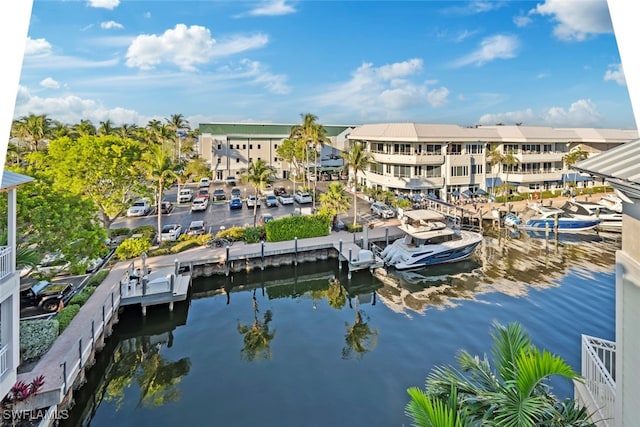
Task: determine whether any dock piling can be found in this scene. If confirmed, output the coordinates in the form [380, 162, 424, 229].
[261, 241, 265, 270]
[294, 237, 298, 266]
[338, 240, 343, 270]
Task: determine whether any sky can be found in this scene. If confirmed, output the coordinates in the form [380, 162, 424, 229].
[5, 0, 640, 133]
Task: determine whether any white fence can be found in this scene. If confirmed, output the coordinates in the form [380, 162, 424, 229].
[581, 334, 616, 427]
[0, 246, 12, 282]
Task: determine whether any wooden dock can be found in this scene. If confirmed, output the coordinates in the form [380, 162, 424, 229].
[332, 240, 385, 278]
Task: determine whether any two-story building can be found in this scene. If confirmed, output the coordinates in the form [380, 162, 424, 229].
[0, 170, 34, 399]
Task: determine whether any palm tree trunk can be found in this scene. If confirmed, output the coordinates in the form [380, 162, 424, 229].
[157, 181, 163, 245]
[253, 188, 258, 228]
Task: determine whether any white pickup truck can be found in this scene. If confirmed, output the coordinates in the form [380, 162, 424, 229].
[177, 188, 193, 204]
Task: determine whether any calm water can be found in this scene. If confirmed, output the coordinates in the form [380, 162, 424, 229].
[63, 230, 619, 427]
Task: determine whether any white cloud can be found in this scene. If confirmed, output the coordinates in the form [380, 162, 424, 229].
[144, 12, 151, 19]
[314, 59, 449, 119]
[25, 37, 52, 56]
[101, 21, 124, 30]
[87, 0, 120, 10]
[248, 0, 296, 16]
[443, 1, 506, 15]
[125, 24, 268, 71]
[530, 0, 613, 41]
[39, 77, 60, 89]
[513, 15, 532, 27]
[453, 34, 520, 67]
[14, 85, 144, 126]
[478, 99, 602, 127]
[604, 63, 626, 86]
[223, 59, 290, 94]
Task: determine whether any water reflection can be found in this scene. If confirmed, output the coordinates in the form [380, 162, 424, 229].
[237, 289, 276, 361]
[342, 287, 378, 360]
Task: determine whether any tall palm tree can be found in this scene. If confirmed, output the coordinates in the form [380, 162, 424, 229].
[341, 142, 372, 226]
[239, 159, 276, 227]
[73, 119, 97, 137]
[14, 113, 52, 151]
[502, 149, 520, 202]
[98, 119, 116, 136]
[318, 182, 350, 228]
[138, 145, 180, 244]
[563, 146, 590, 187]
[165, 114, 190, 161]
[485, 143, 504, 200]
[289, 113, 328, 192]
[116, 123, 139, 141]
[406, 321, 595, 426]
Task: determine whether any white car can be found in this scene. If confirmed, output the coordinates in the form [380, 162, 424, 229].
[246, 195, 261, 208]
[265, 194, 278, 207]
[294, 192, 313, 204]
[278, 193, 294, 205]
[199, 177, 210, 188]
[177, 188, 193, 203]
[187, 220, 206, 236]
[191, 196, 209, 212]
[160, 223, 182, 241]
[127, 199, 152, 217]
[370, 202, 395, 219]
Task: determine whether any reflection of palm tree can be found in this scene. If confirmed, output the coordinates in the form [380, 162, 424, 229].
[237, 290, 276, 361]
[342, 296, 378, 359]
[326, 278, 347, 309]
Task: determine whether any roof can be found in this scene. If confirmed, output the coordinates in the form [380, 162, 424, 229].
[573, 138, 640, 200]
[403, 209, 445, 221]
[1, 170, 34, 191]
[199, 122, 354, 138]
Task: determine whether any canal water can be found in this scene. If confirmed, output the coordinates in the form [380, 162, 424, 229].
[61, 229, 619, 427]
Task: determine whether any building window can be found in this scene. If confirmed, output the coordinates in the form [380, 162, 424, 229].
[543, 144, 553, 153]
[451, 166, 468, 176]
[243, 144, 246, 150]
[425, 165, 441, 177]
[249, 158, 253, 163]
[386, 164, 392, 174]
[425, 144, 441, 154]
[258, 144, 261, 149]
[449, 144, 462, 155]
[370, 162, 384, 175]
[414, 166, 422, 176]
[471, 164, 483, 174]
[274, 157, 278, 162]
[217, 158, 221, 164]
[504, 144, 519, 154]
[217, 144, 221, 150]
[249, 144, 253, 149]
[236, 158, 240, 163]
[257, 157, 261, 161]
[274, 144, 278, 149]
[468, 144, 484, 154]
[393, 165, 411, 178]
[522, 144, 541, 153]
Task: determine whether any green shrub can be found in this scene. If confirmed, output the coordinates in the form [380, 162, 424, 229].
[265, 215, 331, 242]
[216, 226, 245, 241]
[149, 247, 171, 257]
[346, 223, 363, 233]
[170, 240, 200, 253]
[20, 319, 59, 362]
[87, 269, 109, 287]
[109, 227, 131, 237]
[115, 237, 151, 260]
[131, 225, 156, 241]
[243, 227, 264, 244]
[56, 304, 81, 333]
[69, 286, 96, 306]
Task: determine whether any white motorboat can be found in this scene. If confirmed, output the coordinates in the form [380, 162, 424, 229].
[560, 199, 622, 232]
[379, 209, 483, 270]
[518, 204, 601, 232]
[598, 194, 623, 213]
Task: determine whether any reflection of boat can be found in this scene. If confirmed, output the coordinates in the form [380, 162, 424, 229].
[598, 194, 623, 213]
[560, 199, 622, 232]
[380, 209, 483, 270]
[390, 259, 481, 286]
[519, 205, 601, 232]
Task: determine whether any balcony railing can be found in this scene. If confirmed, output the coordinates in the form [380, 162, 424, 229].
[0, 344, 8, 378]
[579, 334, 616, 427]
[0, 246, 12, 282]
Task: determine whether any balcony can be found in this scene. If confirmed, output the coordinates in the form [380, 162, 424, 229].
[0, 344, 7, 378]
[366, 173, 444, 190]
[0, 246, 11, 282]
[515, 150, 566, 163]
[503, 170, 563, 183]
[574, 335, 615, 427]
[370, 152, 445, 166]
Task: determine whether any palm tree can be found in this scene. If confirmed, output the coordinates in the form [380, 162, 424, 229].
[289, 113, 328, 193]
[486, 144, 504, 200]
[342, 297, 378, 360]
[98, 119, 116, 136]
[237, 290, 275, 361]
[318, 182, 350, 229]
[239, 159, 276, 227]
[406, 321, 595, 426]
[563, 146, 590, 188]
[116, 123, 139, 140]
[341, 141, 372, 226]
[73, 119, 97, 137]
[14, 113, 52, 151]
[138, 145, 180, 244]
[166, 113, 190, 161]
[502, 149, 520, 202]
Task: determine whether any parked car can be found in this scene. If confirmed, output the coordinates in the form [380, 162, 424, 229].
[278, 193, 294, 205]
[160, 223, 183, 241]
[370, 201, 395, 219]
[246, 195, 261, 208]
[198, 188, 210, 200]
[225, 176, 237, 186]
[265, 194, 278, 207]
[274, 187, 287, 196]
[187, 220, 206, 236]
[294, 191, 313, 204]
[231, 187, 241, 198]
[80, 256, 105, 273]
[191, 196, 209, 212]
[21, 280, 75, 312]
[127, 198, 152, 217]
[159, 200, 174, 214]
[177, 188, 193, 203]
[258, 213, 274, 226]
[199, 177, 210, 188]
[229, 197, 243, 210]
[213, 189, 226, 201]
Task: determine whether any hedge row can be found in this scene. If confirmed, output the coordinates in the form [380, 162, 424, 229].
[20, 319, 59, 363]
[265, 215, 331, 242]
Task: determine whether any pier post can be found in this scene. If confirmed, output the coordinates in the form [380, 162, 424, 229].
[385, 227, 389, 246]
[360, 236, 364, 249]
[169, 301, 174, 312]
[174, 259, 180, 276]
[78, 338, 83, 369]
[91, 321, 95, 349]
[170, 274, 174, 293]
[61, 362, 68, 394]
[225, 245, 230, 276]
[348, 248, 352, 263]
[338, 240, 343, 270]
[261, 241, 265, 271]
[142, 305, 147, 316]
[353, 232, 356, 244]
[294, 237, 298, 266]
[545, 222, 550, 241]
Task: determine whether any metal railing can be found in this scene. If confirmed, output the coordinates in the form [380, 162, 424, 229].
[0, 344, 8, 377]
[0, 246, 12, 282]
[581, 334, 616, 427]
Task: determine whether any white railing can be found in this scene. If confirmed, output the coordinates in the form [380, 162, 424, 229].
[0, 246, 12, 282]
[0, 344, 8, 377]
[581, 334, 616, 427]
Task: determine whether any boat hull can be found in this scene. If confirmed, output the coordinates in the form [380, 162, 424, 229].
[393, 240, 481, 270]
[521, 218, 601, 232]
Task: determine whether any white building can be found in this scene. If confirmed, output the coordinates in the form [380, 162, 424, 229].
[572, 139, 640, 427]
[346, 123, 638, 201]
[0, 170, 34, 399]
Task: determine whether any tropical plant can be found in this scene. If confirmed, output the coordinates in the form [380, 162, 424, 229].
[237, 290, 275, 361]
[486, 143, 504, 199]
[239, 159, 276, 227]
[98, 119, 116, 136]
[502, 149, 520, 202]
[318, 182, 350, 226]
[12, 113, 52, 151]
[341, 141, 373, 225]
[342, 299, 378, 360]
[406, 321, 595, 427]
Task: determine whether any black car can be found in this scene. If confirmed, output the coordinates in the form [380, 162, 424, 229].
[274, 187, 286, 196]
[213, 189, 226, 201]
[159, 201, 174, 214]
[21, 280, 75, 312]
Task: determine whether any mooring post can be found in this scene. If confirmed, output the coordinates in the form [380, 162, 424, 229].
[545, 222, 550, 241]
[385, 227, 389, 245]
[78, 338, 83, 369]
[294, 237, 298, 266]
[61, 362, 68, 395]
[91, 320, 95, 349]
[348, 248, 353, 263]
[225, 245, 230, 276]
[338, 239, 343, 270]
[170, 274, 175, 293]
[261, 241, 265, 271]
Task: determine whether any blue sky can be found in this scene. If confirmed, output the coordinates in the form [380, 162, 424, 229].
[12, 0, 637, 129]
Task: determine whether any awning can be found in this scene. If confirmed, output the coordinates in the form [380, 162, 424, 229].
[562, 173, 593, 182]
[486, 177, 502, 188]
[475, 188, 488, 196]
[461, 189, 473, 197]
[451, 190, 461, 196]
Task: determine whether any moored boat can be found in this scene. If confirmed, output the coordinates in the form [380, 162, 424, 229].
[519, 204, 601, 232]
[379, 209, 483, 270]
[560, 199, 622, 232]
